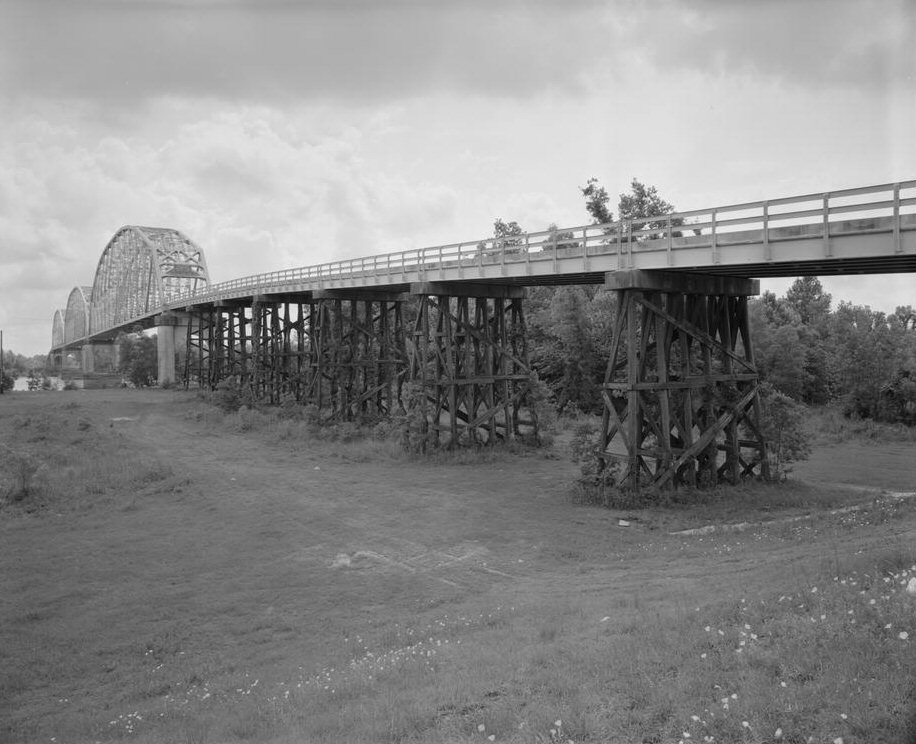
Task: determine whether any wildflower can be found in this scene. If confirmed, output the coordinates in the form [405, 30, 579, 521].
[555, 720, 562, 727]
[477, 724, 486, 733]
[899, 631, 909, 640]
[488, 737, 495, 742]
[774, 728, 783, 739]
[840, 713, 848, 720]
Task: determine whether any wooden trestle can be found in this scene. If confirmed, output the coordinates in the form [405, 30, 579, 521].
[600, 270, 769, 490]
[409, 282, 536, 447]
[184, 291, 407, 419]
[182, 284, 537, 444]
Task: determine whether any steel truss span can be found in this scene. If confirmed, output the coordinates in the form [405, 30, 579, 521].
[90, 226, 210, 335]
[51, 309, 66, 349]
[63, 287, 92, 346]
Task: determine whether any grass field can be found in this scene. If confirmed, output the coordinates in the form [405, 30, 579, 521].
[1, 389, 915, 743]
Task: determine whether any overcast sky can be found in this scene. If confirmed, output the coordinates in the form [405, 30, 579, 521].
[1, 0, 914, 356]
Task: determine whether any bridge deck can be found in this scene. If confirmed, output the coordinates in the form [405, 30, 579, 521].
[52, 180, 916, 350]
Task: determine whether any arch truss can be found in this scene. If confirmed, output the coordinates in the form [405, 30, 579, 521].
[90, 226, 210, 335]
[63, 287, 92, 346]
[51, 308, 66, 348]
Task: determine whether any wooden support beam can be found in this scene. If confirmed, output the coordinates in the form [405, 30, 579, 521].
[598, 283, 767, 492]
[312, 289, 408, 302]
[605, 269, 759, 297]
[410, 282, 527, 299]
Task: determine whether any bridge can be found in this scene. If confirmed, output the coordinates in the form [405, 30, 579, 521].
[49, 180, 916, 490]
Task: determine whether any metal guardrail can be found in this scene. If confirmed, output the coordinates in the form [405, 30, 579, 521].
[169, 180, 916, 307]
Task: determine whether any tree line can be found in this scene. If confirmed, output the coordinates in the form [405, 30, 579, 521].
[0, 350, 52, 392]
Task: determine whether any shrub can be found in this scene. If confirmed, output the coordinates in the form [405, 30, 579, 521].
[213, 378, 256, 413]
[527, 376, 558, 437]
[757, 383, 811, 481]
[1, 445, 41, 502]
[567, 422, 633, 506]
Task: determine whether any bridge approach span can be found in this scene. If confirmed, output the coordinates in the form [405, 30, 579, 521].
[169, 180, 916, 309]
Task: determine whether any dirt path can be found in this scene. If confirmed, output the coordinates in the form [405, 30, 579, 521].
[110, 392, 916, 628]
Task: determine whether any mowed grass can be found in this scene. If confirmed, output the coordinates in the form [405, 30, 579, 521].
[1, 390, 915, 743]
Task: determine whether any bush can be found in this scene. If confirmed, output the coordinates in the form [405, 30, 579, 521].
[1, 445, 41, 502]
[567, 422, 635, 506]
[213, 378, 256, 413]
[757, 383, 811, 481]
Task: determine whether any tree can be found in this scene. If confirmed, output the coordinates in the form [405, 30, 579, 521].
[544, 222, 580, 254]
[827, 303, 904, 420]
[748, 299, 807, 399]
[492, 218, 524, 246]
[759, 290, 802, 327]
[581, 178, 613, 224]
[785, 277, 831, 327]
[477, 218, 525, 258]
[586, 288, 618, 363]
[547, 287, 600, 413]
[617, 179, 686, 238]
[117, 331, 158, 387]
[757, 383, 812, 480]
[893, 305, 916, 333]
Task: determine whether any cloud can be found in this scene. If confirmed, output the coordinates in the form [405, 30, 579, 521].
[0, 100, 461, 352]
[630, 0, 915, 88]
[3, 0, 908, 111]
[0, 0, 609, 103]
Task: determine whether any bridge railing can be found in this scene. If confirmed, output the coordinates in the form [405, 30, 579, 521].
[169, 180, 916, 306]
